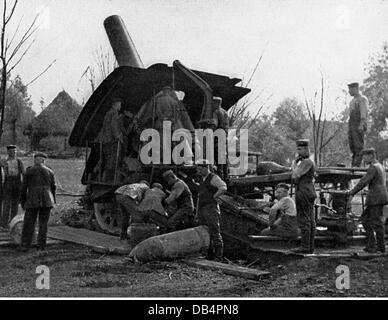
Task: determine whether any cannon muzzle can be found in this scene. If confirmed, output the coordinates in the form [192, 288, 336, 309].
[104, 15, 144, 68]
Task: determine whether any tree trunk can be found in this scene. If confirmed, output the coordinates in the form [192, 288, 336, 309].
[11, 119, 16, 144]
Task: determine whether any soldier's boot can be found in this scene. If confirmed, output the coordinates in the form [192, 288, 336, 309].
[309, 227, 316, 254]
[206, 247, 215, 260]
[214, 244, 224, 262]
[376, 225, 386, 253]
[292, 230, 311, 254]
[363, 221, 377, 251]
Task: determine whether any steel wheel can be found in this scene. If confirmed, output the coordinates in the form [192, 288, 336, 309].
[93, 199, 122, 235]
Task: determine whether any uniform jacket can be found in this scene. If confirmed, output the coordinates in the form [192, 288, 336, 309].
[98, 108, 121, 143]
[21, 164, 56, 209]
[0, 158, 24, 185]
[350, 160, 388, 206]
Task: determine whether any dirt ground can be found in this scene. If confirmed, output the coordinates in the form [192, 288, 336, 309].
[1, 158, 387, 298]
[0, 241, 388, 297]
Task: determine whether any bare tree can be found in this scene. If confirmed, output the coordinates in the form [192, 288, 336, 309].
[303, 73, 344, 166]
[229, 46, 272, 130]
[79, 46, 117, 94]
[0, 0, 56, 142]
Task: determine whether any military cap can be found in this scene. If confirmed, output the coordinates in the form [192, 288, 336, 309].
[296, 139, 309, 147]
[276, 183, 290, 190]
[6, 145, 16, 149]
[361, 147, 376, 156]
[347, 82, 359, 88]
[195, 158, 211, 166]
[162, 170, 175, 178]
[34, 152, 48, 158]
[212, 96, 222, 106]
[152, 182, 163, 190]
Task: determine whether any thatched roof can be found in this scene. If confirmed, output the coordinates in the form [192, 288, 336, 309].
[33, 90, 82, 137]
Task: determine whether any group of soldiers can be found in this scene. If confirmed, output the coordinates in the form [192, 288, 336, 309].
[260, 82, 388, 254]
[0, 146, 56, 252]
[114, 159, 227, 261]
[98, 93, 230, 183]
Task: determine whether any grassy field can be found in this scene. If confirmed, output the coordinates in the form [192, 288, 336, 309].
[13, 157, 86, 225]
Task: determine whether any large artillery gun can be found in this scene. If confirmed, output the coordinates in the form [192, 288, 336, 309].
[69, 16, 379, 257]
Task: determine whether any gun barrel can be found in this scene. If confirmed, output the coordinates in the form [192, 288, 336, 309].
[104, 15, 144, 68]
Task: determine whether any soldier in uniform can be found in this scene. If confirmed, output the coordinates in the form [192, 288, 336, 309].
[99, 97, 123, 181]
[212, 97, 229, 180]
[347, 82, 369, 167]
[0, 145, 25, 228]
[349, 148, 388, 253]
[291, 139, 317, 254]
[114, 180, 150, 240]
[195, 159, 227, 261]
[260, 183, 300, 239]
[20, 152, 56, 251]
[162, 170, 195, 231]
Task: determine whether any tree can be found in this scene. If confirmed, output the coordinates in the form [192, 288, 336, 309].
[4, 74, 35, 146]
[303, 74, 345, 166]
[0, 0, 55, 143]
[79, 46, 117, 94]
[272, 97, 309, 141]
[229, 48, 271, 130]
[363, 42, 388, 161]
[248, 115, 296, 165]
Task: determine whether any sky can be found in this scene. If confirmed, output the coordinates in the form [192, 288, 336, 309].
[9, 0, 388, 116]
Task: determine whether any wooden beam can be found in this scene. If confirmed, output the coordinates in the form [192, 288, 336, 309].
[185, 258, 269, 280]
[47, 225, 131, 255]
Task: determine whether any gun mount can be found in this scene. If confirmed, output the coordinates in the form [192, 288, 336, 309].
[69, 16, 378, 256]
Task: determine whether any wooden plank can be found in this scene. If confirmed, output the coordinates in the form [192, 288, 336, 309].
[0, 239, 63, 247]
[250, 245, 387, 260]
[185, 258, 270, 280]
[47, 225, 131, 255]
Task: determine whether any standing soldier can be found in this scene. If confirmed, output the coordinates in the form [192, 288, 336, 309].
[212, 96, 229, 180]
[99, 97, 123, 181]
[347, 82, 369, 167]
[291, 139, 317, 254]
[19, 152, 56, 251]
[348, 148, 388, 253]
[195, 159, 227, 261]
[0, 145, 25, 228]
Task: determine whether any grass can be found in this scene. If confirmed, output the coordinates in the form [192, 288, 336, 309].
[19, 157, 85, 194]
[15, 157, 86, 225]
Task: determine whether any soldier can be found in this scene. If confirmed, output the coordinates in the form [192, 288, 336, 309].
[347, 82, 369, 167]
[99, 97, 123, 181]
[260, 183, 300, 239]
[348, 148, 388, 253]
[20, 152, 56, 251]
[291, 139, 317, 254]
[114, 180, 150, 240]
[162, 170, 195, 231]
[0, 145, 25, 228]
[195, 159, 227, 261]
[212, 96, 229, 180]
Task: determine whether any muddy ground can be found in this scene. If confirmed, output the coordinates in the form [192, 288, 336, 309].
[0, 240, 387, 297]
[1, 158, 387, 298]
